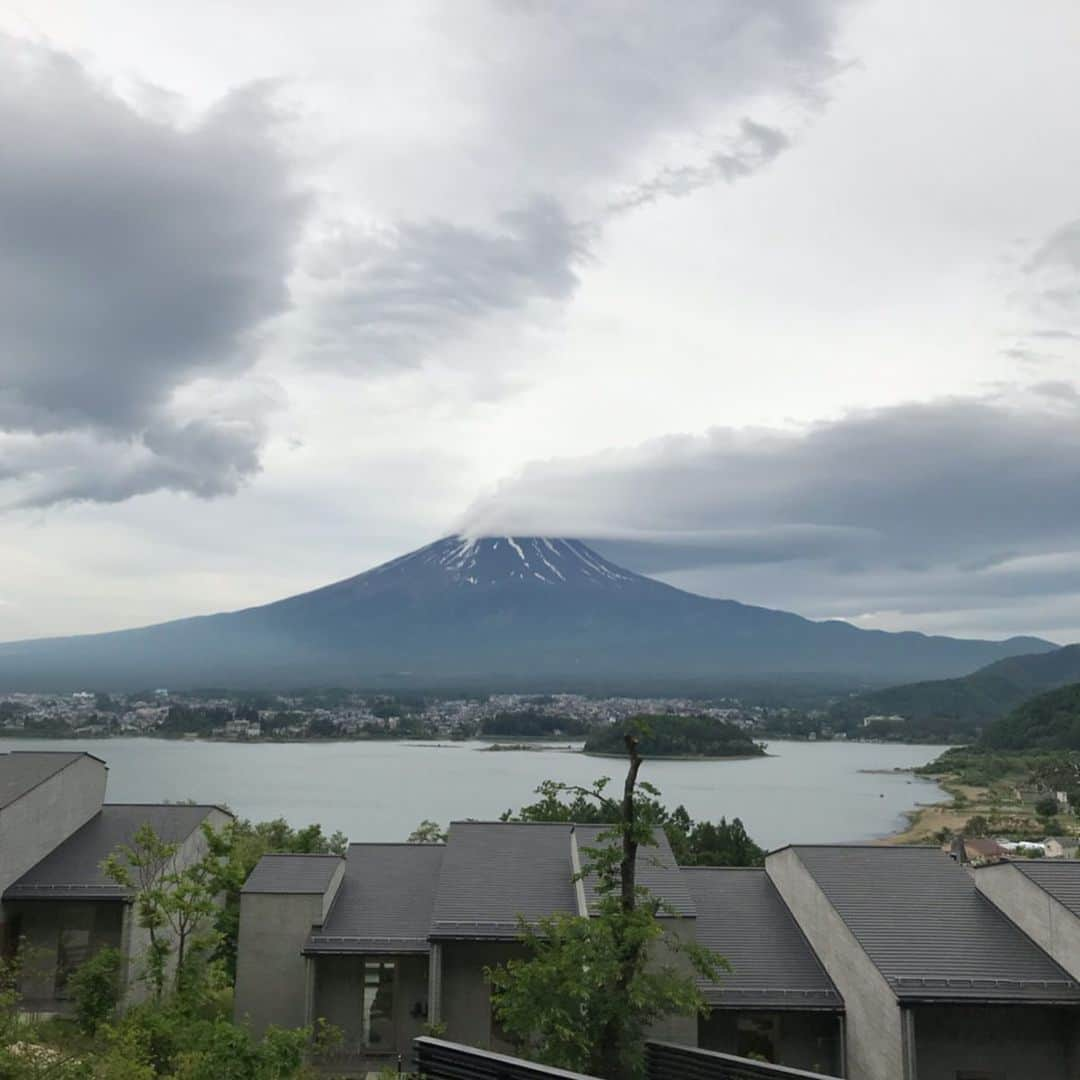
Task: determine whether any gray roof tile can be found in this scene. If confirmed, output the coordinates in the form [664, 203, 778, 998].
[0, 752, 96, 810]
[1011, 860, 1080, 919]
[430, 822, 578, 939]
[5, 803, 220, 900]
[242, 853, 344, 895]
[306, 844, 443, 954]
[576, 825, 695, 917]
[683, 868, 841, 1010]
[790, 845, 1080, 1002]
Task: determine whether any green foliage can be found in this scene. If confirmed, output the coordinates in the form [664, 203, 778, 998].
[507, 781, 764, 867]
[1035, 795, 1060, 818]
[584, 715, 763, 759]
[982, 682, 1080, 751]
[69, 948, 123, 1036]
[489, 748, 725, 1080]
[102, 824, 222, 998]
[480, 710, 588, 737]
[407, 820, 447, 844]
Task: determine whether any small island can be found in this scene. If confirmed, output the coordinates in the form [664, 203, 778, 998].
[584, 714, 767, 759]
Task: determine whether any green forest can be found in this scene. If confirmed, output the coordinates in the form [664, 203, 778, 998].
[584, 715, 764, 759]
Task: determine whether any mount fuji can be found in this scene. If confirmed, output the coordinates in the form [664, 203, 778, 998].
[0, 536, 1054, 690]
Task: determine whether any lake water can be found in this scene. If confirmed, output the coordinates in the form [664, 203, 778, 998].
[0, 737, 948, 849]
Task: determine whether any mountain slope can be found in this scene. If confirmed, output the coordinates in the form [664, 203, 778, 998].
[0, 536, 1056, 691]
[831, 644, 1080, 732]
[980, 681, 1080, 751]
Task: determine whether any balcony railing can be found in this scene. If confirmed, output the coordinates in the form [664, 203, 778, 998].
[646, 1041, 842, 1080]
[412, 1038, 843, 1080]
[413, 1037, 600, 1078]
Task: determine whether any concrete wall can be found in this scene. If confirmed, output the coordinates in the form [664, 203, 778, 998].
[976, 864, 1080, 982]
[699, 1009, 843, 1075]
[0, 756, 106, 896]
[646, 916, 700, 1047]
[767, 848, 902, 1080]
[235, 891, 324, 1033]
[912, 1004, 1079, 1080]
[441, 941, 522, 1051]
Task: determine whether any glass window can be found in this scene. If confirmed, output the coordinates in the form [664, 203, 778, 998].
[736, 1013, 778, 1063]
[362, 960, 396, 1049]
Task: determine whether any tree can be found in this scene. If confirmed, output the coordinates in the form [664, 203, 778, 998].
[202, 816, 348, 978]
[103, 824, 223, 997]
[407, 820, 447, 844]
[1035, 795, 1060, 819]
[488, 735, 724, 1080]
[506, 783, 763, 867]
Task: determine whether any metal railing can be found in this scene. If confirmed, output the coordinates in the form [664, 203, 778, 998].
[413, 1038, 842, 1080]
[646, 1041, 842, 1080]
[413, 1038, 600, 1079]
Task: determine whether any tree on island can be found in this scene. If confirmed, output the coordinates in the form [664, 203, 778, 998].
[487, 734, 725, 1079]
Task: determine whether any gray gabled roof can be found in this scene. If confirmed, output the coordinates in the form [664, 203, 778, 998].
[429, 822, 578, 939]
[576, 825, 695, 917]
[306, 844, 444, 954]
[242, 853, 344, 895]
[0, 752, 100, 810]
[789, 845, 1080, 1003]
[683, 868, 841, 1010]
[1009, 860, 1080, 920]
[5, 803, 222, 900]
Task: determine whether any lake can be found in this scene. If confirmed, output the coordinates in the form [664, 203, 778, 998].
[0, 737, 949, 849]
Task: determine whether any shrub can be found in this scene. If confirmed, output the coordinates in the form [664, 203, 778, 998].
[68, 947, 123, 1036]
[1035, 795, 1060, 818]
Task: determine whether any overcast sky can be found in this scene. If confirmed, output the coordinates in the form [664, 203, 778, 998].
[2, 1, 1079, 645]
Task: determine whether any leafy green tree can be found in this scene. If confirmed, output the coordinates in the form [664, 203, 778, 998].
[103, 823, 224, 997]
[506, 782, 763, 867]
[69, 945, 122, 1035]
[488, 736, 725, 1079]
[407, 820, 447, 844]
[1035, 795, 1060, 819]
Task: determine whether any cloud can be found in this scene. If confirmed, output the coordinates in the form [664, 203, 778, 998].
[1003, 219, 1080, 364]
[604, 119, 791, 217]
[0, 36, 307, 506]
[302, 198, 586, 370]
[461, 388, 1080, 632]
[298, 1, 850, 374]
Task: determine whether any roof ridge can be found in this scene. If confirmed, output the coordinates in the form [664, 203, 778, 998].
[259, 851, 344, 858]
[347, 842, 441, 848]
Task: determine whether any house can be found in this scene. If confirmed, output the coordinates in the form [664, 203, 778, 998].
[0, 750, 230, 1014]
[768, 845, 1080, 1080]
[974, 859, 1080, 981]
[235, 822, 699, 1070]
[683, 867, 843, 1076]
[1045, 837, 1080, 860]
[948, 835, 1007, 865]
[235, 823, 1080, 1078]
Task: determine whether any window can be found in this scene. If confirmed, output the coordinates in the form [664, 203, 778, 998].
[736, 1014, 778, 1062]
[362, 960, 396, 1049]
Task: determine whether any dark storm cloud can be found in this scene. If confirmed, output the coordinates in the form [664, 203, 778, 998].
[462, 391, 1080, 628]
[0, 37, 307, 505]
[306, 199, 585, 369]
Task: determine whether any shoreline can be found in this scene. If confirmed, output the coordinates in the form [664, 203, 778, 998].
[582, 749, 769, 761]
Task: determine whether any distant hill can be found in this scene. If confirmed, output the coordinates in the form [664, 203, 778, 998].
[584, 715, 765, 759]
[0, 535, 1056, 691]
[980, 682, 1080, 751]
[831, 643, 1080, 736]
